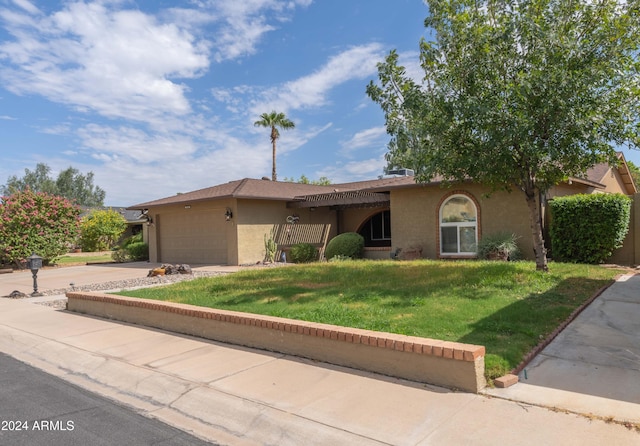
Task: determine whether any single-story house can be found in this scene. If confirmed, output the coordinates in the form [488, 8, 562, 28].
[130, 154, 638, 266]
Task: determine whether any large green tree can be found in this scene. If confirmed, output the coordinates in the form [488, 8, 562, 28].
[2, 163, 106, 206]
[254, 111, 295, 181]
[367, 0, 640, 271]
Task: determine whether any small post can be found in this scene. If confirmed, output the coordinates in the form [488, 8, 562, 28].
[27, 252, 43, 297]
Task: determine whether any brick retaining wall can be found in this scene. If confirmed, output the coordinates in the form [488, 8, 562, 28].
[66, 292, 487, 392]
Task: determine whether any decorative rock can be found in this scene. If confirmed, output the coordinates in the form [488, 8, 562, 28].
[148, 268, 166, 277]
[7, 290, 28, 299]
[177, 264, 192, 275]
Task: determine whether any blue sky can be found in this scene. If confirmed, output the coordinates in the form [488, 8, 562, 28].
[1, 1, 638, 206]
[0, 0, 431, 205]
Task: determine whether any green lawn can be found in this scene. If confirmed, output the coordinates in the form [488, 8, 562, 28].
[116, 260, 622, 379]
[52, 252, 114, 265]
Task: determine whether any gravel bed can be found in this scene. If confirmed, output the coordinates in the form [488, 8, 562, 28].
[41, 270, 228, 296]
[26, 271, 229, 310]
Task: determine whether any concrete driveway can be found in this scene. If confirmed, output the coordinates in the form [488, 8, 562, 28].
[0, 262, 241, 297]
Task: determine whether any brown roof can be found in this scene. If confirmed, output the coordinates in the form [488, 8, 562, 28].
[331, 175, 420, 192]
[571, 153, 637, 195]
[129, 178, 338, 208]
[130, 156, 636, 210]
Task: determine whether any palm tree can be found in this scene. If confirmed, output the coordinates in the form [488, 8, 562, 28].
[254, 111, 295, 181]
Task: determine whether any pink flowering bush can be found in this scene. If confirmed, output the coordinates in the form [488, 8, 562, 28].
[0, 190, 80, 267]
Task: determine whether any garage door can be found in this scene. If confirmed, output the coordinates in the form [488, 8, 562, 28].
[158, 209, 227, 264]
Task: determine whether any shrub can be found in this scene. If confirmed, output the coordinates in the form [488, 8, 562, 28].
[0, 190, 80, 267]
[324, 232, 364, 260]
[477, 232, 521, 261]
[123, 232, 143, 247]
[126, 242, 149, 261]
[111, 234, 148, 262]
[80, 209, 127, 252]
[289, 243, 318, 263]
[111, 247, 128, 263]
[549, 193, 632, 263]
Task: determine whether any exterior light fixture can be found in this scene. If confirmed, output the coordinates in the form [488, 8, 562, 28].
[225, 208, 233, 221]
[26, 252, 43, 296]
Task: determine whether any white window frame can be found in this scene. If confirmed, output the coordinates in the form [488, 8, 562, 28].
[439, 194, 478, 256]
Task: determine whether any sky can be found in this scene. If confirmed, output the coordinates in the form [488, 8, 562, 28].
[0, 0, 432, 205]
[1, 1, 638, 206]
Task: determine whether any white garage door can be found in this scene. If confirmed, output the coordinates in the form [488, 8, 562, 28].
[158, 209, 227, 264]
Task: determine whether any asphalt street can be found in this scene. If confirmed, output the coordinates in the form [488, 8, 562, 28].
[0, 352, 215, 446]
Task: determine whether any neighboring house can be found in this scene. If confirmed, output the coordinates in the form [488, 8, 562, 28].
[129, 154, 638, 266]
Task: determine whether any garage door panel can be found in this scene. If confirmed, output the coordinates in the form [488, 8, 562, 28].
[158, 210, 227, 264]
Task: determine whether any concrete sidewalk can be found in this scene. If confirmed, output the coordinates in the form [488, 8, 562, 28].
[1, 296, 638, 445]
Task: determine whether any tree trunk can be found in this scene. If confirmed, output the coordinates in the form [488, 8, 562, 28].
[272, 140, 277, 181]
[524, 187, 548, 271]
[271, 126, 278, 181]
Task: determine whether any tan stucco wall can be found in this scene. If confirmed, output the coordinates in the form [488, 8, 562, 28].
[236, 200, 337, 265]
[390, 184, 534, 260]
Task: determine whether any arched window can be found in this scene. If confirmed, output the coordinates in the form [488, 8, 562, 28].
[439, 194, 477, 255]
[358, 210, 391, 247]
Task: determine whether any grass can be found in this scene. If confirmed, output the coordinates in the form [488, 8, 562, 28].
[51, 252, 114, 266]
[116, 259, 623, 379]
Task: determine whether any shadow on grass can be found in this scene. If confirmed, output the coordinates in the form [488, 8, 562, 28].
[458, 277, 613, 382]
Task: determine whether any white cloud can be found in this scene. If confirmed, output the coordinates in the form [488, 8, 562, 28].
[77, 124, 198, 164]
[317, 156, 387, 184]
[250, 43, 385, 115]
[188, 0, 313, 62]
[10, 0, 40, 15]
[341, 126, 387, 154]
[0, 2, 210, 125]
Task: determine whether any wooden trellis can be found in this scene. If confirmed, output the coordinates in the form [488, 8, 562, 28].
[273, 223, 332, 261]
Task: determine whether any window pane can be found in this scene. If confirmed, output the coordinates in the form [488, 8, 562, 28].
[371, 213, 383, 239]
[441, 227, 458, 253]
[383, 210, 391, 239]
[441, 197, 476, 223]
[459, 226, 477, 252]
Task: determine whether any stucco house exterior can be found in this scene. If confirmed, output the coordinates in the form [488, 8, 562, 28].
[130, 155, 638, 266]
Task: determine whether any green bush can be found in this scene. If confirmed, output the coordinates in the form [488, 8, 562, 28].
[549, 193, 632, 264]
[289, 243, 318, 263]
[126, 242, 149, 261]
[325, 232, 364, 260]
[111, 234, 148, 262]
[477, 232, 521, 261]
[123, 232, 143, 247]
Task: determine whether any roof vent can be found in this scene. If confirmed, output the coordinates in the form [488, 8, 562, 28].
[385, 168, 415, 176]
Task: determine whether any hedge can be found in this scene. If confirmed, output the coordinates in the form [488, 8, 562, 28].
[549, 193, 631, 264]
